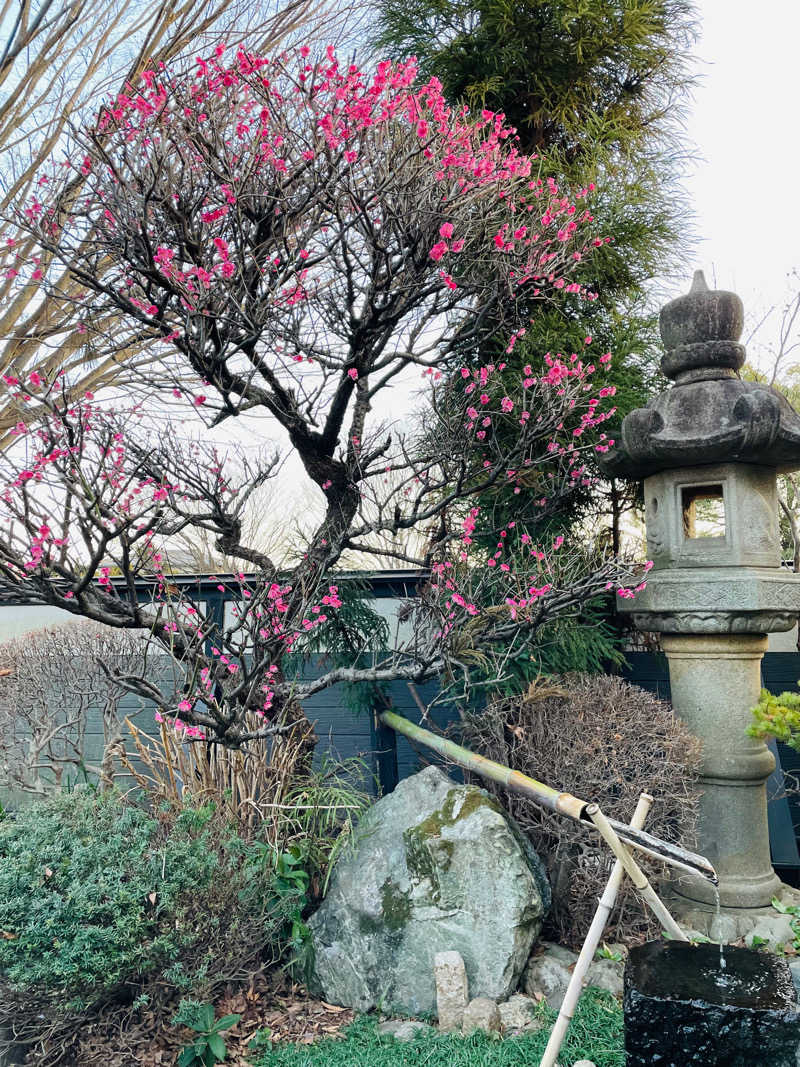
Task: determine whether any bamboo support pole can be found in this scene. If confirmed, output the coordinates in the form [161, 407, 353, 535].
[379, 711, 717, 884]
[587, 804, 688, 943]
[539, 793, 654, 1067]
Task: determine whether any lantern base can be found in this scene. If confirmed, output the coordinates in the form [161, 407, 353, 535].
[667, 884, 800, 945]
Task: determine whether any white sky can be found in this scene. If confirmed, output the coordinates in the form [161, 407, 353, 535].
[681, 0, 800, 360]
[231, 1, 800, 524]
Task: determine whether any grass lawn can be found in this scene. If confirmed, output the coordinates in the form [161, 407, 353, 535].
[252, 990, 624, 1067]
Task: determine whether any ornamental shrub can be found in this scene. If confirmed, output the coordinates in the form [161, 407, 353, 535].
[0, 791, 217, 1003]
[0, 790, 300, 1064]
[749, 685, 800, 751]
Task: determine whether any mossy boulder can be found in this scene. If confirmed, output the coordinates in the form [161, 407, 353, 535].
[308, 766, 549, 1014]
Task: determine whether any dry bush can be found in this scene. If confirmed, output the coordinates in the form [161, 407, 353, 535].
[118, 717, 371, 900]
[0, 623, 147, 796]
[461, 673, 702, 948]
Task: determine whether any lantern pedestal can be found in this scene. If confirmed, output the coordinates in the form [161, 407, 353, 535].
[661, 633, 780, 910]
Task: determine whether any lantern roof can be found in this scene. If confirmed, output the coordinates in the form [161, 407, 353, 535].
[599, 271, 800, 480]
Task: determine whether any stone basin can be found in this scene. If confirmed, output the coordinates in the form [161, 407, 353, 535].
[624, 940, 800, 1066]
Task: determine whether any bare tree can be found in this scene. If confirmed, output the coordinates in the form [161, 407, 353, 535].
[0, 622, 148, 794]
[0, 0, 329, 449]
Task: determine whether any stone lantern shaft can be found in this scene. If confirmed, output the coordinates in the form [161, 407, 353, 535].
[600, 271, 800, 933]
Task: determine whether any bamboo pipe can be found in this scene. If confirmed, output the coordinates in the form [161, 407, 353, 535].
[379, 710, 717, 884]
[587, 804, 688, 943]
[539, 793, 653, 1067]
[380, 709, 584, 819]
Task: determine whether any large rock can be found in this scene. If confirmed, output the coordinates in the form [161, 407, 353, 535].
[308, 766, 549, 1015]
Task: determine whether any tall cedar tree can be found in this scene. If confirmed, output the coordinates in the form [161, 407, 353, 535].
[372, 0, 697, 673]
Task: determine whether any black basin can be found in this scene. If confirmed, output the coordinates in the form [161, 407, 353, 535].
[624, 940, 800, 1066]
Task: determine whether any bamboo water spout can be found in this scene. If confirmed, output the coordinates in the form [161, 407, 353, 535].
[378, 710, 717, 885]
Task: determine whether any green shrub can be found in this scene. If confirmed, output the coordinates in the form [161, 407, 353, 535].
[749, 685, 800, 750]
[0, 789, 302, 1063]
[0, 791, 218, 1006]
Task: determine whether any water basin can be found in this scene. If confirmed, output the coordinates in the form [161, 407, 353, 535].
[624, 940, 800, 1066]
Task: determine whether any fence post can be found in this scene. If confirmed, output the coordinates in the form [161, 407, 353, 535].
[371, 697, 399, 796]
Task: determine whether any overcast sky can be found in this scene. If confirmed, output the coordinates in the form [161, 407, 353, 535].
[682, 0, 800, 364]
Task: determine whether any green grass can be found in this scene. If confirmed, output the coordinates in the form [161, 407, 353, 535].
[252, 991, 624, 1067]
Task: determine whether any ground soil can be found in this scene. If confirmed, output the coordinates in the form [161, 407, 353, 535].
[73, 972, 355, 1067]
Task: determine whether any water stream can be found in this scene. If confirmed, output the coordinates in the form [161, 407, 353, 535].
[711, 884, 726, 972]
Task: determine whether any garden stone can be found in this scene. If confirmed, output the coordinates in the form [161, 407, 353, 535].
[572, 1061, 597, 1067]
[744, 913, 796, 950]
[308, 766, 549, 1015]
[378, 1020, 433, 1042]
[585, 958, 624, 997]
[788, 958, 800, 1003]
[538, 941, 579, 967]
[522, 948, 575, 1009]
[434, 950, 468, 1032]
[497, 993, 544, 1033]
[461, 997, 501, 1035]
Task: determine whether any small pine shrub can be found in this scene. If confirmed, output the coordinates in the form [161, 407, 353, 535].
[749, 684, 800, 750]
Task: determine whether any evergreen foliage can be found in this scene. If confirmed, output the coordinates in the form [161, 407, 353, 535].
[371, 0, 695, 159]
[0, 791, 306, 1060]
[750, 685, 800, 753]
[0, 792, 218, 1007]
[372, 0, 697, 672]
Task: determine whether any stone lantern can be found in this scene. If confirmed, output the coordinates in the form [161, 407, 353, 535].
[600, 271, 800, 932]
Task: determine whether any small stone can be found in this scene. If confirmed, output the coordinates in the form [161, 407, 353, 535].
[378, 1019, 433, 1042]
[461, 996, 501, 1035]
[522, 951, 573, 1010]
[585, 958, 624, 998]
[539, 941, 579, 966]
[572, 1061, 597, 1067]
[434, 950, 469, 1033]
[497, 993, 544, 1034]
[745, 914, 796, 951]
[707, 912, 744, 945]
